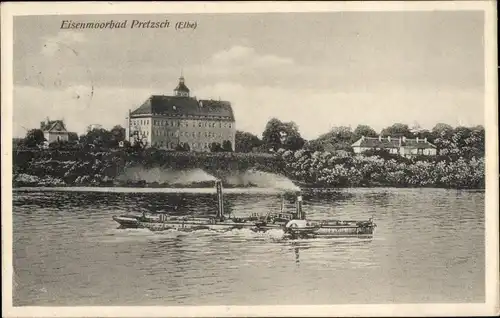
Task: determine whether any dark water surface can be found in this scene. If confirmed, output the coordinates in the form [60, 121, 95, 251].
[12, 187, 484, 306]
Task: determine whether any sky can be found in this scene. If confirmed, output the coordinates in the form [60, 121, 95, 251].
[13, 11, 485, 139]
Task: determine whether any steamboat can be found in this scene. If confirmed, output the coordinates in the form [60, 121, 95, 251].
[112, 180, 376, 238]
[253, 196, 376, 239]
[112, 180, 260, 232]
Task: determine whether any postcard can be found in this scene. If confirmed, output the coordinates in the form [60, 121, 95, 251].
[2, 1, 498, 317]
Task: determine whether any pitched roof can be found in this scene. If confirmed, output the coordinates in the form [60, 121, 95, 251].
[41, 120, 67, 132]
[131, 95, 235, 121]
[403, 138, 437, 149]
[352, 136, 436, 149]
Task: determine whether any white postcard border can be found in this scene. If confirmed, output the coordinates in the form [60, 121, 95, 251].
[1, 1, 498, 317]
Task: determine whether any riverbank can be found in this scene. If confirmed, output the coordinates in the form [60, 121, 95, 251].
[12, 148, 485, 189]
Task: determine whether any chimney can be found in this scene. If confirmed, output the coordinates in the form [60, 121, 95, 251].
[399, 136, 402, 146]
[403, 136, 407, 142]
[424, 137, 427, 143]
[387, 136, 391, 142]
[361, 135, 365, 141]
[416, 137, 419, 142]
[378, 135, 382, 141]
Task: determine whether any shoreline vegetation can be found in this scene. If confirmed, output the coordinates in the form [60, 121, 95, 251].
[13, 120, 485, 190]
[12, 147, 484, 190]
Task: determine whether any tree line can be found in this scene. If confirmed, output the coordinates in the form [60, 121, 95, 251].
[19, 125, 128, 150]
[235, 118, 485, 160]
[16, 118, 485, 160]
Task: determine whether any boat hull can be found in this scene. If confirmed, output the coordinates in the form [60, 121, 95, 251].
[252, 221, 376, 239]
[112, 215, 257, 232]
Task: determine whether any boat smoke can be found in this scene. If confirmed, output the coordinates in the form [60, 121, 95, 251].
[225, 169, 300, 192]
[117, 167, 217, 185]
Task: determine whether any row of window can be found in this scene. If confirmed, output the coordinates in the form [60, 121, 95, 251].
[153, 130, 230, 138]
[131, 118, 232, 129]
[132, 119, 150, 126]
[132, 130, 149, 136]
[367, 147, 429, 155]
[153, 142, 213, 149]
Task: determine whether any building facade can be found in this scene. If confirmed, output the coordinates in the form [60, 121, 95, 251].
[40, 119, 70, 143]
[351, 136, 437, 157]
[127, 76, 236, 151]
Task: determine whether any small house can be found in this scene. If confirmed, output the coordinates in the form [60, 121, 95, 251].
[351, 136, 437, 157]
[40, 118, 70, 143]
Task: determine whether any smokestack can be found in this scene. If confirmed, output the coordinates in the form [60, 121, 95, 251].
[378, 135, 382, 141]
[416, 137, 419, 143]
[216, 180, 224, 221]
[296, 194, 303, 220]
[388, 136, 391, 142]
[424, 137, 427, 142]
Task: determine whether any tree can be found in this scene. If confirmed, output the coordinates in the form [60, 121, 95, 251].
[235, 131, 262, 153]
[110, 125, 126, 147]
[209, 142, 222, 152]
[68, 132, 79, 143]
[303, 139, 325, 152]
[431, 123, 454, 139]
[23, 129, 45, 147]
[261, 118, 305, 151]
[80, 128, 113, 148]
[261, 118, 283, 151]
[352, 125, 378, 143]
[380, 123, 413, 138]
[222, 140, 233, 152]
[313, 126, 354, 152]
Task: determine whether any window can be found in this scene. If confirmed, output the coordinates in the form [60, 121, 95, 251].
[229, 123, 232, 128]
[198, 122, 202, 127]
[192, 132, 195, 137]
[219, 122, 222, 128]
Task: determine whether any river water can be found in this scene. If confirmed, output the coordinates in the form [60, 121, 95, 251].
[12, 187, 484, 306]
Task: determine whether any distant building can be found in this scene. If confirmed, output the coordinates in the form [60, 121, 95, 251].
[351, 136, 437, 157]
[40, 118, 70, 143]
[126, 75, 236, 151]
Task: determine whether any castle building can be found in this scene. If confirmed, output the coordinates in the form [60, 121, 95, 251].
[126, 76, 236, 151]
